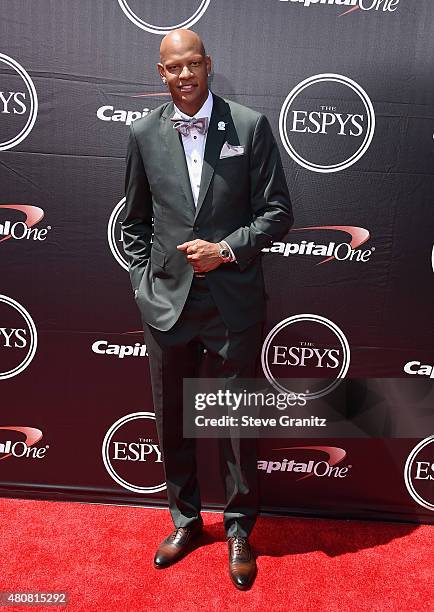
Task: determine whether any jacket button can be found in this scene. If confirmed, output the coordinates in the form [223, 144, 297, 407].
[194, 225, 199, 231]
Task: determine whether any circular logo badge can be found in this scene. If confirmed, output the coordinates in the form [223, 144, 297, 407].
[261, 314, 350, 400]
[108, 198, 128, 271]
[102, 412, 166, 494]
[0, 295, 38, 380]
[117, 0, 210, 34]
[404, 435, 434, 512]
[279, 73, 375, 173]
[0, 53, 38, 151]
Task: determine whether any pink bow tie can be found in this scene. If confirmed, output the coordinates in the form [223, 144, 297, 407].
[171, 116, 209, 137]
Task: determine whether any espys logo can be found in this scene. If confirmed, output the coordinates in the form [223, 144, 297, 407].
[263, 225, 373, 264]
[108, 198, 127, 270]
[404, 435, 434, 512]
[0, 295, 38, 380]
[117, 0, 210, 34]
[258, 445, 351, 480]
[278, 0, 399, 16]
[0, 205, 50, 244]
[102, 412, 165, 494]
[279, 74, 375, 173]
[0, 426, 48, 461]
[0, 53, 38, 151]
[261, 314, 350, 400]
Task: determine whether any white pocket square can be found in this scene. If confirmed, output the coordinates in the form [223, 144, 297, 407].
[219, 142, 245, 159]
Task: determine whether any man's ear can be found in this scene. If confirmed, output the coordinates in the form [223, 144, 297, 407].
[157, 62, 165, 80]
[205, 55, 212, 76]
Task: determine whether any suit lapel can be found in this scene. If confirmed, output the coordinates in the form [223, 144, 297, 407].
[194, 94, 230, 221]
[161, 103, 196, 215]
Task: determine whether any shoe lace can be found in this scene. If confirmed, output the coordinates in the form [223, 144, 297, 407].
[168, 527, 185, 542]
[230, 536, 249, 556]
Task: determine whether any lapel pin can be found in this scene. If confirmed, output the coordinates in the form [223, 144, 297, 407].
[218, 121, 226, 131]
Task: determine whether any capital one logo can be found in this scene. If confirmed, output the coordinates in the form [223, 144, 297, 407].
[263, 225, 373, 264]
[96, 87, 170, 129]
[0, 53, 38, 151]
[102, 412, 165, 494]
[92, 339, 147, 359]
[404, 435, 434, 512]
[0, 426, 48, 461]
[97, 102, 152, 127]
[279, 0, 400, 16]
[261, 314, 350, 400]
[117, 0, 210, 34]
[258, 446, 352, 480]
[0, 205, 50, 244]
[404, 360, 434, 379]
[0, 295, 38, 380]
[108, 198, 128, 270]
[279, 74, 375, 173]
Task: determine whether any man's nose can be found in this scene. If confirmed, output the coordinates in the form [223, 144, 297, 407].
[179, 65, 193, 79]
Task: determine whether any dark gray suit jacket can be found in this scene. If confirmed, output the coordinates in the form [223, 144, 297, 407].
[122, 93, 293, 332]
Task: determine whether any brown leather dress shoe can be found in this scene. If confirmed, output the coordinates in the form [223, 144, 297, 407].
[227, 536, 257, 590]
[153, 520, 203, 569]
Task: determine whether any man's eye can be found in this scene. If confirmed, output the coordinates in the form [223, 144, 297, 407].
[191, 61, 200, 67]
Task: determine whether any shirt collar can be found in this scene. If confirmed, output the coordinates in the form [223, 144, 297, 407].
[173, 90, 213, 121]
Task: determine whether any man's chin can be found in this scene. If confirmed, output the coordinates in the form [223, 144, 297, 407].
[172, 88, 208, 114]
[179, 89, 198, 102]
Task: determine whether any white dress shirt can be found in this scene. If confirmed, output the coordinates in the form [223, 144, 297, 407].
[173, 90, 213, 207]
[173, 90, 235, 262]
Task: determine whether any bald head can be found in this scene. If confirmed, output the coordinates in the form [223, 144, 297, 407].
[157, 29, 211, 117]
[160, 29, 206, 63]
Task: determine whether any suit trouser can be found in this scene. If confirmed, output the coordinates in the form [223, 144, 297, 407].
[143, 276, 262, 538]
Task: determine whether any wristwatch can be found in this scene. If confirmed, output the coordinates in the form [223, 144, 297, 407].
[218, 242, 232, 263]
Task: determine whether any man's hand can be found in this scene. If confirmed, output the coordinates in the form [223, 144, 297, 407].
[177, 239, 222, 274]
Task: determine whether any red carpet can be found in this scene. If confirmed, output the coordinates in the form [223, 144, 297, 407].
[0, 498, 431, 611]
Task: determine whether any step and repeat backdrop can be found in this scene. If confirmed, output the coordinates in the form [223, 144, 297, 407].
[0, 1, 433, 523]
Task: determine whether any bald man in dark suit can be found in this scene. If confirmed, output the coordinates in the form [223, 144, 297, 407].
[122, 29, 293, 590]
